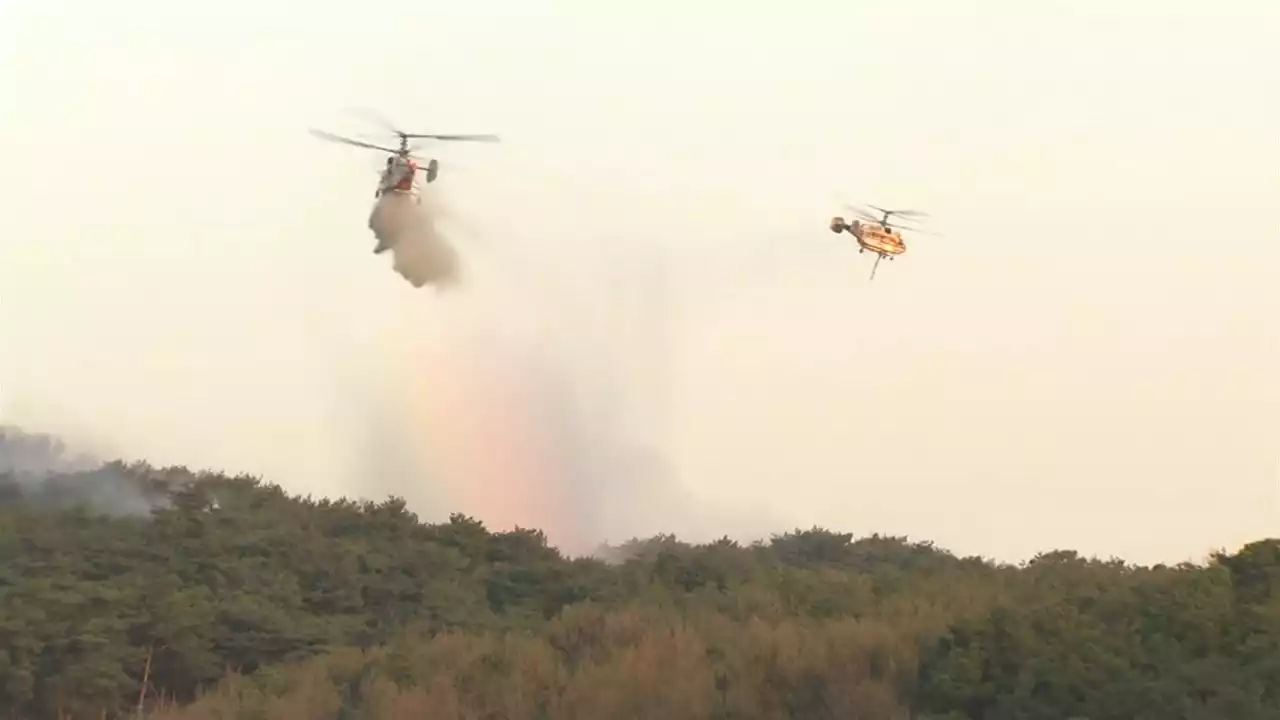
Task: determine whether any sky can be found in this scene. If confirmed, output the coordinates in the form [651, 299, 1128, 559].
[0, 1, 1276, 563]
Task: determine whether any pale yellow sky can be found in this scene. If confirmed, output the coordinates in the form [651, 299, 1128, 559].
[1, 1, 1276, 563]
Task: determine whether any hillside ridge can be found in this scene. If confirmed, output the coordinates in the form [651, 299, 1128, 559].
[1, 459, 1277, 719]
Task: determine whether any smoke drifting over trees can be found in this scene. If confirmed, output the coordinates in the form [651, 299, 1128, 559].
[0, 425, 97, 477]
[0, 425, 171, 516]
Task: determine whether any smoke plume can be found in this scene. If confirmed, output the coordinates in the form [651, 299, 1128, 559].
[0, 425, 98, 476]
[0, 425, 169, 517]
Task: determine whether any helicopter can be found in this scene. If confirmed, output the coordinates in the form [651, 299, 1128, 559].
[829, 203, 934, 280]
[309, 116, 499, 192]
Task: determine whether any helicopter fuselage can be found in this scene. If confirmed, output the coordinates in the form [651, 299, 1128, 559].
[382, 155, 440, 191]
[829, 217, 907, 256]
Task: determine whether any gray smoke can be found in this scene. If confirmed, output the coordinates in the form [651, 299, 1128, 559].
[0, 425, 98, 476]
[0, 425, 169, 517]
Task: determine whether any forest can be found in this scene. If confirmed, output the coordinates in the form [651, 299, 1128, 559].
[1, 438, 1277, 719]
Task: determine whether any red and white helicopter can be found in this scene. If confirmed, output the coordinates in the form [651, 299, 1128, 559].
[829, 203, 936, 280]
[309, 116, 500, 199]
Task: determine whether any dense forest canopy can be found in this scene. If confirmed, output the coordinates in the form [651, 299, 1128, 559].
[1, 441, 1276, 719]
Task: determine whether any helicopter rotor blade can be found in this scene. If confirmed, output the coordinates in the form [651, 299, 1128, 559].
[310, 128, 400, 155]
[402, 133, 501, 143]
[871, 205, 931, 220]
[345, 107, 405, 137]
[844, 203, 883, 219]
[891, 225, 941, 237]
[848, 210, 883, 224]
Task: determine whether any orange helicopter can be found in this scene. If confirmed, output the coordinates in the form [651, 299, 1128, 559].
[829, 203, 934, 279]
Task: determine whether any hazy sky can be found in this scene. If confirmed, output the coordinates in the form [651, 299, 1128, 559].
[1, 1, 1275, 563]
